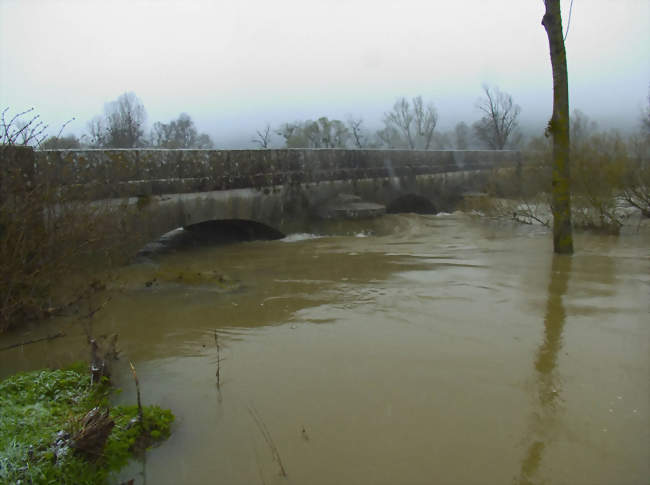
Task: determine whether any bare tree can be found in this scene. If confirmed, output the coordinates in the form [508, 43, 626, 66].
[620, 87, 650, 218]
[87, 92, 146, 148]
[642, 87, 650, 138]
[454, 121, 471, 150]
[376, 125, 403, 148]
[195, 133, 214, 149]
[384, 97, 415, 148]
[303, 121, 322, 147]
[433, 132, 452, 149]
[86, 116, 107, 148]
[570, 110, 598, 149]
[412, 96, 438, 149]
[1, 108, 49, 148]
[151, 113, 213, 148]
[542, 0, 574, 254]
[252, 123, 272, 148]
[381, 96, 438, 149]
[276, 117, 349, 148]
[347, 117, 367, 148]
[276, 122, 304, 148]
[473, 85, 522, 149]
[318, 117, 349, 148]
[151, 121, 173, 148]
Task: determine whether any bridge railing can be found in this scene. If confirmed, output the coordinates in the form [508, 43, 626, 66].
[32, 149, 521, 199]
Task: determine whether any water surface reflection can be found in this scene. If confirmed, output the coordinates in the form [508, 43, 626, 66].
[517, 255, 571, 485]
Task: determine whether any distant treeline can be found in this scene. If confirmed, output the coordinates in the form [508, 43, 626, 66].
[32, 86, 520, 151]
[14, 85, 650, 154]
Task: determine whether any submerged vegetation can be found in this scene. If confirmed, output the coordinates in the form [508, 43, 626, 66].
[0, 363, 173, 484]
[472, 111, 650, 234]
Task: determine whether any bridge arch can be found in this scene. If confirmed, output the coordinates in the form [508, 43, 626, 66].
[136, 218, 285, 257]
[183, 219, 284, 244]
[386, 193, 437, 214]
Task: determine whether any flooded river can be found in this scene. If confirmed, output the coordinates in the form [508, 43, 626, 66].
[1, 213, 648, 484]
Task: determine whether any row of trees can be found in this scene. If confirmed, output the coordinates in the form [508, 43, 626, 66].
[41, 92, 214, 150]
[256, 86, 522, 151]
[32, 85, 649, 157]
[38, 86, 522, 151]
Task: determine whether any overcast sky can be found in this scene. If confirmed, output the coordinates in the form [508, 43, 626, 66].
[1, 0, 648, 147]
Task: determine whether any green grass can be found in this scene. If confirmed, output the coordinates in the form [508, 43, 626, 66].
[0, 363, 173, 484]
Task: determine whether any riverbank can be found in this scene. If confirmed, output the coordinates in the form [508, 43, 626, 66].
[0, 363, 173, 484]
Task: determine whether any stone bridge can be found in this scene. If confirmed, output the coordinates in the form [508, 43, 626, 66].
[25, 148, 519, 243]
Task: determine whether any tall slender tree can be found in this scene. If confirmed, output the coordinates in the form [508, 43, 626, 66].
[542, 0, 574, 254]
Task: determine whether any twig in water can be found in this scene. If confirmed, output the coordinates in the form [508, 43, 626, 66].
[513, 199, 551, 227]
[129, 361, 145, 429]
[252, 439, 268, 485]
[248, 406, 287, 478]
[0, 331, 65, 352]
[79, 295, 112, 356]
[214, 329, 222, 387]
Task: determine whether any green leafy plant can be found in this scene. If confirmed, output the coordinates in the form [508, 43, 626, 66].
[0, 364, 173, 484]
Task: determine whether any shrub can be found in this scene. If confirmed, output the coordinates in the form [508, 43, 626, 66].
[1, 110, 142, 332]
[483, 127, 649, 233]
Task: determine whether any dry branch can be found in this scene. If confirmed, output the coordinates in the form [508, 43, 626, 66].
[0, 331, 65, 352]
[129, 361, 145, 429]
[214, 329, 223, 387]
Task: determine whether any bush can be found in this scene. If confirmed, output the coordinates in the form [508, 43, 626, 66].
[571, 131, 628, 232]
[621, 132, 650, 217]
[1, 131, 142, 332]
[482, 127, 649, 233]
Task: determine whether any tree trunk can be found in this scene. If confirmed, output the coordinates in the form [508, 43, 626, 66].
[542, 0, 574, 254]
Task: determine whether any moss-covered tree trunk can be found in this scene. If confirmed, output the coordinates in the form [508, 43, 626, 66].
[542, 0, 574, 254]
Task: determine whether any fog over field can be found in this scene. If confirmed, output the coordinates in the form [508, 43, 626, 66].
[1, 0, 648, 147]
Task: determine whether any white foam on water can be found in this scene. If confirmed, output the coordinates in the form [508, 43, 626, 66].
[281, 233, 323, 243]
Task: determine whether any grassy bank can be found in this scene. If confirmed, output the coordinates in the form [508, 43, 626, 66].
[0, 363, 173, 484]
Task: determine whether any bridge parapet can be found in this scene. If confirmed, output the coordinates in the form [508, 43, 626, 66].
[34, 149, 520, 199]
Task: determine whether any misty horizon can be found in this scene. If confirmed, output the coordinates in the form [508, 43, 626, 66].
[1, 0, 648, 148]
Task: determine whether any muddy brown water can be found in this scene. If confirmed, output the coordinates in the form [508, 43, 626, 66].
[1, 213, 648, 485]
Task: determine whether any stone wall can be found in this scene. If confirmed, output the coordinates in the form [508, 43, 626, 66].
[34, 149, 520, 199]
